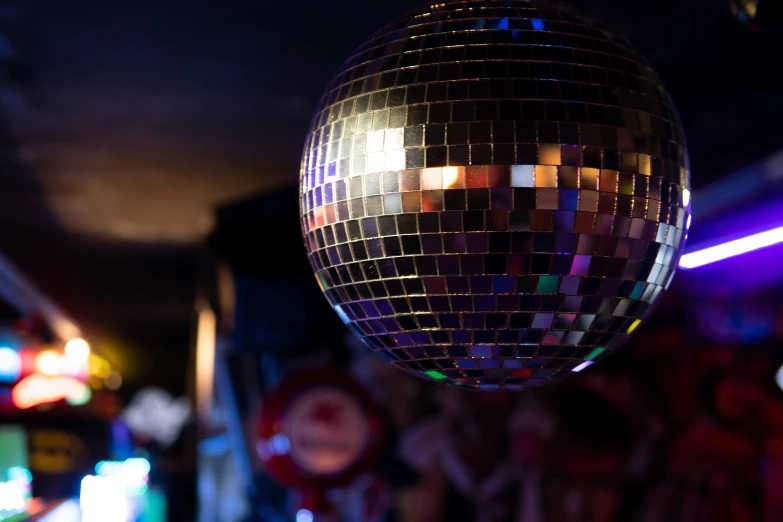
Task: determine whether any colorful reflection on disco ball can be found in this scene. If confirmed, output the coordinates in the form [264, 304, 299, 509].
[299, 0, 691, 390]
[730, 0, 783, 31]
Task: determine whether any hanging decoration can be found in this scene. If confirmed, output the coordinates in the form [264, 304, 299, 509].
[299, 0, 690, 389]
[257, 367, 384, 519]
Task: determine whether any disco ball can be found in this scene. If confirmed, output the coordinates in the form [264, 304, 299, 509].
[299, 0, 691, 390]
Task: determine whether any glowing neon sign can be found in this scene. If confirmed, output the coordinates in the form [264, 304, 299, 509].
[11, 374, 90, 410]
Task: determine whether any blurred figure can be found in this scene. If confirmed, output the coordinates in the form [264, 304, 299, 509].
[542, 386, 634, 522]
[350, 345, 425, 432]
[349, 348, 425, 522]
[398, 386, 510, 522]
[631, 327, 724, 432]
[643, 365, 775, 522]
[333, 473, 393, 522]
[476, 392, 554, 522]
[585, 369, 670, 520]
[643, 421, 757, 522]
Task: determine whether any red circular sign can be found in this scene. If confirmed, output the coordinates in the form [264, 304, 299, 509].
[257, 367, 384, 492]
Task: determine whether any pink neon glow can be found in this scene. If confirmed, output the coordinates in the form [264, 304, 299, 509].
[679, 225, 783, 269]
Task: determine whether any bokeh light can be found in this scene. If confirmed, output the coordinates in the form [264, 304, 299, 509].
[35, 350, 62, 376]
[65, 338, 90, 363]
[105, 370, 122, 391]
[88, 354, 112, 379]
[65, 384, 92, 406]
[80, 475, 128, 522]
[296, 509, 314, 522]
[0, 347, 21, 383]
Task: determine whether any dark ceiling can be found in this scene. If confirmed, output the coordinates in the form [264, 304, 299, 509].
[0, 0, 780, 394]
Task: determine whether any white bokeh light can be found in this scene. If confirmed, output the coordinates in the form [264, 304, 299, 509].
[296, 509, 314, 522]
[65, 338, 90, 363]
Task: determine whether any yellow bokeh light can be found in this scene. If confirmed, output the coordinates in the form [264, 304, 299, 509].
[36, 350, 63, 376]
[87, 354, 112, 379]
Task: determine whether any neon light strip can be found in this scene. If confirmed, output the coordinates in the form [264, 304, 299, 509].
[679, 225, 783, 269]
[572, 361, 593, 373]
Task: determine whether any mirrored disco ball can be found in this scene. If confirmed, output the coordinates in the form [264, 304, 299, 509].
[300, 0, 691, 390]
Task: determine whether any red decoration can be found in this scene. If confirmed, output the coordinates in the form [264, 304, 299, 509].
[257, 367, 384, 516]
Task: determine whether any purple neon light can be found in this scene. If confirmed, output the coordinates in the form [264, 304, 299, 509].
[679, 225, 783, 269]
[571, 361, 593, 373]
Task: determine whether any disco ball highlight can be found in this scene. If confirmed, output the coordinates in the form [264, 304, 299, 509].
[299, 0, 691, 390]
[730, 0, 783, 31]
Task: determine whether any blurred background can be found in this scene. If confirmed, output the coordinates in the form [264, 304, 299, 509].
[0, 0, 781, 521]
